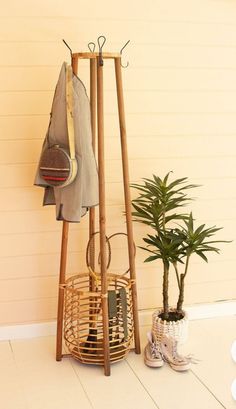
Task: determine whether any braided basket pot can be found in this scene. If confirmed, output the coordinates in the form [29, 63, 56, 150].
[152, 308, 188, 345]
[64, 272, 134, 365]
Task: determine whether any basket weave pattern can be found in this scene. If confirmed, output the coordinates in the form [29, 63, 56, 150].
[64, 272, 134, 364]
[152, 308, 188, 344]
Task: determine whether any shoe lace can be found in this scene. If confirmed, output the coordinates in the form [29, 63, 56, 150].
[150, 341, 161, 358]
[172, 342, 199, 364]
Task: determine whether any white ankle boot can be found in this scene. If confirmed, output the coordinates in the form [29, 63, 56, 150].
[160, 333, 191, 371]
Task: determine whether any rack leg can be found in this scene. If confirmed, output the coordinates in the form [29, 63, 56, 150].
[89, 58, 97, 273]
[97, 57, 110, 376]
[88, 58, 98, 343]
[56, 220, 69, 361]
[56, 58, 78, 362]
[114, 57, 141, 355]
[71, 56, 78, 77]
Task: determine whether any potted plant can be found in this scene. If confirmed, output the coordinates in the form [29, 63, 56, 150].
[131, 172, 227, 343]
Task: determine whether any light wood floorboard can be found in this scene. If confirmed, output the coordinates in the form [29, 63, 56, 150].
[0, 317, 235, 409]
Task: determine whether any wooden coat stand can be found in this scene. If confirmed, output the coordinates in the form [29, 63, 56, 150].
[56, 51, 141, 376]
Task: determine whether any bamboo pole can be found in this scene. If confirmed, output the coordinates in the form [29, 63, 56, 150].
[88, 58, 97, 339]
[56, 58, 78, 361]
[56, 220, 69, 361]
[114, 57, 141, 354]
[97, 56, 110, 376]
[89, 58, 97, 273]
[71, 56, 78, 76]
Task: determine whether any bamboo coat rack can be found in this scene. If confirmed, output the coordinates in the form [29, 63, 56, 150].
[56, 40, 141, 376]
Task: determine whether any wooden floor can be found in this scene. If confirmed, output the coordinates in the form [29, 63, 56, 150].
[1, 316, 235, 409]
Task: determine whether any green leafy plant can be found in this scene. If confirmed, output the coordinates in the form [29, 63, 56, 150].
[132, 172, 228, 321]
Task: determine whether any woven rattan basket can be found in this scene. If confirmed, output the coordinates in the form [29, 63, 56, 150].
[63, 272, 134, 364]
[152, 308, 188, 345]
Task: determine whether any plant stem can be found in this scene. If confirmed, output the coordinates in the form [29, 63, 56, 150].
[176, 274, 184, 313]
[176, 252, 190, 313]
[173, 261, 180, 290]
[161, 203, 169, 319]
[163, 261, 169, 319]
[163, 212, 166, 232]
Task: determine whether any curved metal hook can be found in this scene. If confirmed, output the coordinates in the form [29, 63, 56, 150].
[120, 40, 130, 68]
[97, 35, 106, 66]
[62, 39, 73, 58]
[88, 42, 96, 53]
[97, 35, 106, 50]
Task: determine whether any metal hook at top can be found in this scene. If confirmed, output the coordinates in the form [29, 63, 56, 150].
[62, 39, 73, 58]
[88, 42, 96, 53]
[120, 40, 130, 68]
[97, 35, 106, 66]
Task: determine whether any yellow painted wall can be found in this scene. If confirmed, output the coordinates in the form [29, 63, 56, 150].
[0, 0, 235, 325]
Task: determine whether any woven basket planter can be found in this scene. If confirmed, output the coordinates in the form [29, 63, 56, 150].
[152, 308, 188, 345]
[63, 272, 134, 365]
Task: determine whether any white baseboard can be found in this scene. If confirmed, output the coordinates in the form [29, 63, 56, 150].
[0, 300, 235, 341]
[0, 321, 57, 341]
[139, 300, 236, 326]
